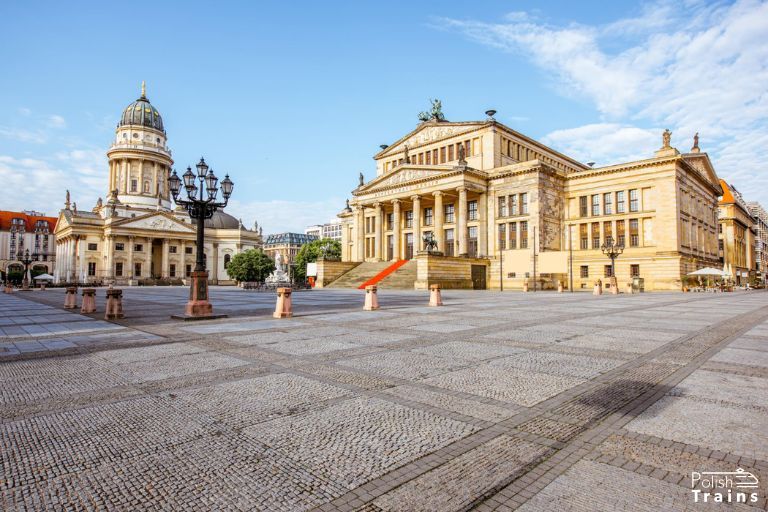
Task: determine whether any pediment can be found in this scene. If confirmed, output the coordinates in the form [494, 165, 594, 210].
[377, 122, 485, 159]
[114, 213, 195, 232]
[683, 153, 722, 193]
[359, 166, 449, 192]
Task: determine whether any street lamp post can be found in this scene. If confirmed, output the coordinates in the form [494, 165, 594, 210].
[601, 238, 624, 289]
[167, 157, 234, 318]
[18, 249, 34, 291]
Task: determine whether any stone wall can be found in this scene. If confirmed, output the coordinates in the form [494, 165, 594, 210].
[414, 253, 489, 289]
[315, 260, 359, 288]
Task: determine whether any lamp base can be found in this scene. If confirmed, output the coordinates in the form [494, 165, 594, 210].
[174, 270, 226, 320]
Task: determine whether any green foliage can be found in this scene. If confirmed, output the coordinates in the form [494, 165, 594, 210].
[294, 238, 341, 280]
[225, 249, 275, 282]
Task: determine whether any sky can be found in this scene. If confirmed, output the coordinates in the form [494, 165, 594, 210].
[1, 0, 766, 233]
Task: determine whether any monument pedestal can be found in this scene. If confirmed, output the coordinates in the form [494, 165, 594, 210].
[172, 271, 228, 321]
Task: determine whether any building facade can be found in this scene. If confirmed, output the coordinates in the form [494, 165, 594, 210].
[305, 220, 342, 241]
[0, 211, 57, 281]
[718, 181, 757, 285]
[339, 108, 723, 291]
[53, 84, 262, 285]
[263, 233, 319, 270]
[747, 202, 768, 285]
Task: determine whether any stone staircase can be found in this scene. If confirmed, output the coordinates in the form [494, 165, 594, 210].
[378, 260, 417, 289]
[325, 260, 418, 289]
[326, 262, 391, 289]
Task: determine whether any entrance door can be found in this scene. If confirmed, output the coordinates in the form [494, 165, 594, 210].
[405, 233, 414, 259]
[471, 265, 486, 290]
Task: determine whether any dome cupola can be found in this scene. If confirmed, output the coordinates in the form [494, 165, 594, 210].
[119, 81, 165, 132]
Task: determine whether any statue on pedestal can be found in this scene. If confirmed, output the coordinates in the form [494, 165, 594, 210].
[266, 251, 290, 286]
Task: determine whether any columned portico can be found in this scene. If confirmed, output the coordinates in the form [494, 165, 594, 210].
[411, 195, 421, 253]
[392, 199, 401, 261]
[433, 191, 444, 253]
[457, 187, 468, 257]
[374, 202, 383, 261]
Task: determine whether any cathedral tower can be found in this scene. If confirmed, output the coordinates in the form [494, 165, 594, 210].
[106, 82, 174, 210]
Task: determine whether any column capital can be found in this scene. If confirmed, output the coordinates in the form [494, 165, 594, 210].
[456, 186, 467, 193]
[410, 195, 420, 202]
[432, 191, 444, 198]
[128, 235, 135, 241]
[373, 201, 382, 210]
[391, 199, 401, 206]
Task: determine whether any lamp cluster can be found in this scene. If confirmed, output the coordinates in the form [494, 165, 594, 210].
[168, 157, 233, 215]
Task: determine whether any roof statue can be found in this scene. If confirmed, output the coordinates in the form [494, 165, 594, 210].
[458, 143, 467, 165]
[418, 99, 445, 122]
[359, 172, 364, 187]
[65, 190, 71, 210]
[404, 144, 410, 164]
[345, 199, 352, 212]
[692, 132, 700, 153]
[253, 220, 259, 231]
[239, 218, 243, 229]
[72, 202, 77, 214]
[662, 129, 672, 149]
[95, 197, 103, 210]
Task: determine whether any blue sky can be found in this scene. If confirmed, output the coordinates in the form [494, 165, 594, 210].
[1, 0, 766, 232]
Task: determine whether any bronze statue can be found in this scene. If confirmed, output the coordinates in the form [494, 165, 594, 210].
[359, 172, 364, 187]
[422, 232, 438, 252]
[693, 132, 699, 150]
[418, 99, 445, 122]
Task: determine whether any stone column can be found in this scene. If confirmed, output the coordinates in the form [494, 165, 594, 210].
[374, 202, 383, 261]
[105, 235, 114, 279]
[123, 159, 129, 194]
[356, 206, 365, 261]
[433, 191, 444, 253]
[457, 187, 468, 257]
[211, 242, 219, 284]
[411, 195, 421, 251]
[161, 238, 170, 278]
[77, 237, 85, 282]
[180, 240, 186, 278]
[392, 199, 401, 260]
[127, 236, 134, 282]
[478, 192, 487, 257]
[487, 191, 496, 256]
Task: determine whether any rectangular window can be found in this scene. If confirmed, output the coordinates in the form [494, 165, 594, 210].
[616, 220, 626, 246]
[418, 153, 424, 165]
[630, 264, 640, 277]
[604, 193, 613, 215]
[468, 200, 478, 221]
[498, 224, 506, 250]
[592, 223, 600, 249]
[509, 222, 517, 249]
[115, 243, 125, 251]
[520, 193, 528, 215]
[445, 229, 454, 257]
[605, 265, 614, 277]
[629, 218, 639, 247]
[629, 189, 639, 212]
[115, 262, 123, 277]
[131, 180, 137, 192]
[616, 191, 625, 213]
[498, 196, 507, 217]
[135, 244, 143, 252]
[88, 262, 96, 276]
[424, 207, 433, 226]
[448, 145, 454, 161]
[134, 262, 141, 277]
[386, 213, 393, 230]
[425, 151, 431, 165]
[510, 194, 518, 215]
[604, 221, 613, 244]
[433, 149, 438, 162]
[468, 226, 478, 258]
[579, 196, 588, 217]
[405, 211, 413, 228]
[591, 194, 600, 216]
[170, 264, 176, 278]
[87, 243, 98, 251]
[440, 147, 446, 163]
[169, 246, 177, 254]
[520, 221, 528, 249]
[185, 264, 192, 277]
[580, 224, 588, 250]
[185, 246, 193, 254]
[580, 265, 589, 278]
[444, 204, 455, 223]
[464, 140, 470, 158]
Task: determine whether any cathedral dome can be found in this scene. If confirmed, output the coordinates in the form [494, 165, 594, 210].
[204, 210, 240, 229]
[119, 82, 164, 132]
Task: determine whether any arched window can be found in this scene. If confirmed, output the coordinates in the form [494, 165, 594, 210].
[224, 254, 231, 268]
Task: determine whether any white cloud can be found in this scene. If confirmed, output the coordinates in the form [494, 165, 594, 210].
[0, 126, 48, 144]
[46, 115, 66, 129]
[441, 0, 768, 204]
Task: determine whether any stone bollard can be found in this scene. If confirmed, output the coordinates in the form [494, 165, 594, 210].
[626, 282, 634, 294]
[522, 281, 529, 292]
[104, 288, 124, 319]
[593, 279, 603, 296]
[39, 282, 46, 291]
[429, 284, 443, 307]
[273, 287, 293, 318]
[81, 288, 96, 313]
[363, 285, 379, 311]
[557, 281, 564, 293]
[64, 286, 78, 309]
[3, 282, 11, 294]
[609, 276, 619, 295]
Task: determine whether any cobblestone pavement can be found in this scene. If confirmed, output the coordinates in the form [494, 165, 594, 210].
[1, 288, 768, 511]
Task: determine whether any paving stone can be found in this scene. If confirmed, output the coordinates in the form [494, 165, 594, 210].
[338, 351, 468, 380]
[382, 385, 516, 422]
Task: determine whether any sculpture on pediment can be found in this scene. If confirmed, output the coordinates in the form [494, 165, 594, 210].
[404, 145, 410, 164]
[418, 99, 445, 122]
[65, 190, 71, 210]
[359, 172, 364, 187]
[662, 129, 672, 149]
[72, 202, 77, 214]
[344, 199, 352, 212]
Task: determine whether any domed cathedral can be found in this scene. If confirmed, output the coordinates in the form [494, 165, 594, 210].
[53, 83, 263, 286]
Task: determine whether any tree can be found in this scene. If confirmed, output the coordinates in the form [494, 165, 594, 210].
[226, 249, 275, 282]
[294, 238, 341, 280]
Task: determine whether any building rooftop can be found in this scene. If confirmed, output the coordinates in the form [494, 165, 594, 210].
[264, 232, 319, 246]
[0, 211, 57, 232]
